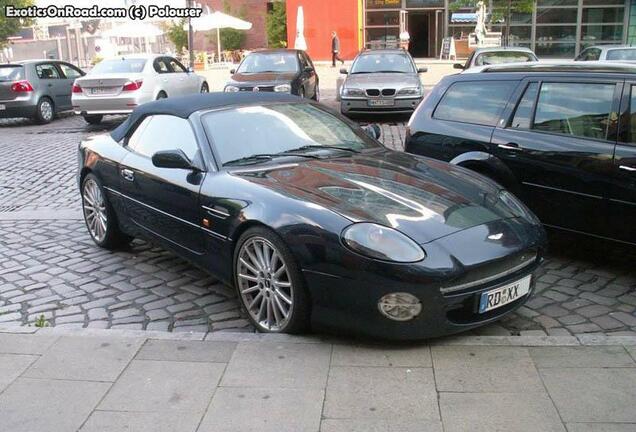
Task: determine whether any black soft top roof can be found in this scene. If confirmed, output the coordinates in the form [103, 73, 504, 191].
[110, 92, 302, 142]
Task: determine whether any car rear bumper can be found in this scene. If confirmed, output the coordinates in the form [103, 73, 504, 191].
[0, 95, 38, 118]
[340, 97, 422, 115]
[72, 92, 152, 115]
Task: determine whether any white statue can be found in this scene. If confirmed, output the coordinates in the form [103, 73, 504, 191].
[474, 0, 487, 46]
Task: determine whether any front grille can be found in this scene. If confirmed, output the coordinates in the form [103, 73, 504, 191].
[381, 88, 396, 96]
[366, 89, 380, 97]
[239, 86, 275, 92]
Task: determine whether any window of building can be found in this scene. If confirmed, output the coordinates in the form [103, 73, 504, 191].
[366, 0, 401, 9]
[434, 81, 517, 127]
[511, 83, 539, 129]
[366, 11, 400, 26]
[405, 0, 444, 7]
[127, 115, 199, 161]
[365, 28, 400, 49]
[533, 82, 616, 141]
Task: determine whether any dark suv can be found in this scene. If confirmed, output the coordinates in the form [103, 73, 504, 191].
[405, 62, 636, 245]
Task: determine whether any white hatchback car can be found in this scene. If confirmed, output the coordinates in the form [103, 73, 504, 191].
[72, 54, 208, 124]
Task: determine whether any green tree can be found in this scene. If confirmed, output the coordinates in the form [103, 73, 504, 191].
[449, 0, 534, 45]
[164, 19, 188, 54]
[0, 0, 34, 48]
[266, 1, 287, 48]
[216, 0, 246, 51]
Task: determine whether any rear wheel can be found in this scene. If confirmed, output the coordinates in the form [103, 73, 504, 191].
[83, 115, 103, 125]
[233, 227, 310, 334]
[34, 97, 54, 124]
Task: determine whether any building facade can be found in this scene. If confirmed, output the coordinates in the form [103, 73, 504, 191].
[287, 0, 636, 60]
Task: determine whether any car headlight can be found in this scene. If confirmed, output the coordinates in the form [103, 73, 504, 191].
[342, 87, 365, 97]
[274, 84, 291, 92]
[224, 85, 239, 92]
[397, 87, 422, 96]
[499, 190, 541, 224]
[342, 223, 425, 263]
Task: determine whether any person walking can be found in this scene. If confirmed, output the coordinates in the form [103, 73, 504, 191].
[331, 31, 344, 67]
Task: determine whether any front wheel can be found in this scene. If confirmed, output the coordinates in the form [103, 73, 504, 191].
[81, 174, 131, 249]
[233, 227, 309, 334]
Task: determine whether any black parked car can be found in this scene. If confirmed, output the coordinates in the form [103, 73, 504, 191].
[405, 62, 636, 245]
[0, 59, 85, 123]
[78, 93, 545, 340]
[224, 49, 319, 100]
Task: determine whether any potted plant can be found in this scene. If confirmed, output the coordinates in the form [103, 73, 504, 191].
[194, 51, 207, 71]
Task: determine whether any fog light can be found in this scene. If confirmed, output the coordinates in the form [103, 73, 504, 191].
[378, 292, 422, 321]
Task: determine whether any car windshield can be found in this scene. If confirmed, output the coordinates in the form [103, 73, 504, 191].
[475, 51, 536, 66]
[201, 103, 380, 165]
[89, 58, 147, 74]
[350, 53, 415, 74]
[606, 49, 636, 61]
[0, 65, 23, 81]
[237, 53, 299, 73]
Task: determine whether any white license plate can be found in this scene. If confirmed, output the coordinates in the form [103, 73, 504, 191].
[89, 87, 118, 95]
[0, 104, 5, 110]
[368, 99, 394, 106]
[479, 275, 531, 313]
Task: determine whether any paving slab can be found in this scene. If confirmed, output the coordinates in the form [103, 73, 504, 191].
[0, 377, 110, 432]
[331, 343, 431, 367]
[439, 392, 565, 432]
[99, 359, 225, 413]
[324, 366, 438, 420]
[0, 333, 58, 354]
[627, 345, 636, 361]
[541, 368, 636, 423]
[23, 335, 143, 381]
[565, 424, 636, 432]
[529, 346, 635, 368]
[198, 387, 323, 432]
[80, 410, 202, 432]
[0, 354, 38, 392]
[320, 418, 443, 432]
[135, 339, 236, 363]
[221, 342, 331, 388]
[432, 346, 544, 392]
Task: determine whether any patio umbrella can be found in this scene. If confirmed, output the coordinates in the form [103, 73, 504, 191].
[294, 6, 307, 50]
[103, 22, 163, 53]
[185, 11, 252, 62]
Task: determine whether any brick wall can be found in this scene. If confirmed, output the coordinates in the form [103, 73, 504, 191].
[193, 0, 270, 52]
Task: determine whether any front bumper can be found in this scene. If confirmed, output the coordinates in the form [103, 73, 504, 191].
[341, 96, 422, 115]
[72, 92, 152, 115]
[0, 95, 38, 119]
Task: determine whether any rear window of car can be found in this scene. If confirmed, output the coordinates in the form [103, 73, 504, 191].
[0, 65, 23, 81]
[90, 59, 146, 74]
[606, 49, 636, 61]
[475, 51, 536, 66]
[434, 81, 517, 126]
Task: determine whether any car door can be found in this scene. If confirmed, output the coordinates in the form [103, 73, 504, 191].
[608, 80, 636, 244]
[56, 62, 84, 109]
[35, 62, 66, 109]
[152, 57, 171, 96]
[167, 57, 197, 95]
[491, 77, 620, 237]
[118, 114, 206, 255]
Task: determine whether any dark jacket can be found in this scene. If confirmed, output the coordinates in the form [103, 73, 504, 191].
[332, 35, 340, 53]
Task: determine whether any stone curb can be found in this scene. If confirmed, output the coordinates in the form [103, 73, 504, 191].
[0, 208, 83, 220]
[1, 325, 635, 346]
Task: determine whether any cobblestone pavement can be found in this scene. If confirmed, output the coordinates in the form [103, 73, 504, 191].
[1, 107, 635, 336]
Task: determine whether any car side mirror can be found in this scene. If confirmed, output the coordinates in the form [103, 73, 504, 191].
[230, 68, 236, 74]
[453, 63, 465, 70]
[363, 124, 381, 140]
[152, 149, 195, 170]
[304, 66, 314, 73]
[417, 67, 427, 73]
[339, 67, 348, 74]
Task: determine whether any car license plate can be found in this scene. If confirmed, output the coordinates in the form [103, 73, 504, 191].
[368, 99, 394, 106]
[479, 275, 531, 313]
[89, 87, 117, 95]
[0, 104, 5, 110]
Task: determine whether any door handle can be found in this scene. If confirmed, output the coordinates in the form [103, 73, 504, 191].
[498, 143, 522, 151]
[619, 165, 636, 172]
[121, 169, 135, 181]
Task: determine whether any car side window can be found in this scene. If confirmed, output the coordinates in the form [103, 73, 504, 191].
[433, 81, 517, 127]
[626, 85, 636, 144]
[575, 48, 600, 61]
[168, 58, 187, 73]
[36, 63, 60, 79]
[510, 82, 539, 129]
[58, 63, 82, 79]
[153, 58, 170, 73]
[127, 115, 199, 161]
[533, 82, 616, 141]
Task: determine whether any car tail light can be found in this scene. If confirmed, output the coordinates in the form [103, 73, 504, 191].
[122, 80, 143, 91]
[72, 83, 82, 93]
[11, 80, 34, 93]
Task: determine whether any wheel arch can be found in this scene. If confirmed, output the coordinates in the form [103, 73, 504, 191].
[450, 151, 517, 188]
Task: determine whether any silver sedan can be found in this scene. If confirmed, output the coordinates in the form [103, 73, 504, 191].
[72, 54, 208, 124]
[339, 49, 426, 116]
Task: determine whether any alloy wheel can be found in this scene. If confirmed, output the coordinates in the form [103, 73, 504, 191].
[237, 237, 293, 331]
[82, 178, 108, 243]
[40, 100, 53, 121]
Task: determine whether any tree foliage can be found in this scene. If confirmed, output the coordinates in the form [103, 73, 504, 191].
[266, 1, 287, 48]
[217, 0, 246, 51]
[164, 19, 188, 54]
[0, 0, 34, 48]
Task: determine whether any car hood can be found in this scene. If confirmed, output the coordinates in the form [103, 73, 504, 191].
[231, 150, 525, 244]
[228, 72, 297, 85]
[344, 72, 420, 89]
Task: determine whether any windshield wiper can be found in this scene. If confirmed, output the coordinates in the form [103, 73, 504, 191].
[223, 152, 322, 167]
[375, 70, 406, 73]
[284, 145, 361, 154]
